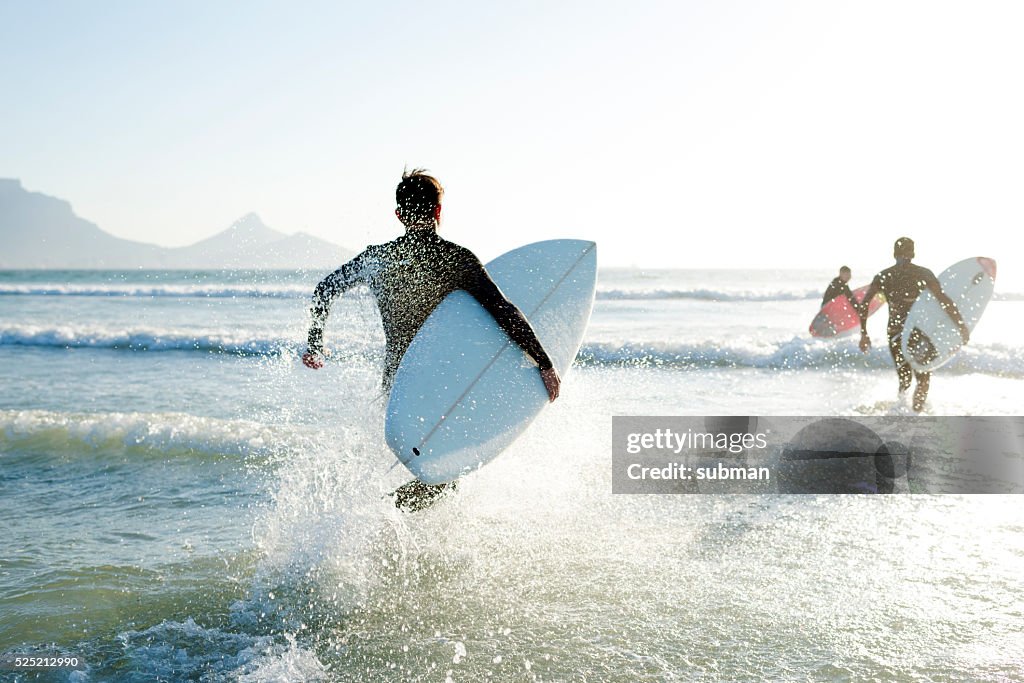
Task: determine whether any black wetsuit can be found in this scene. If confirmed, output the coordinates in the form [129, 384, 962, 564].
[868, 262, 941, 337]
[308, 229, 553, 389]
[821, 277, 854, 308]
[859, 260, 966, 408]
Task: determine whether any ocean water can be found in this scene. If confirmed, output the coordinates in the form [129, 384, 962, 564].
[1, 267, 1023, 682]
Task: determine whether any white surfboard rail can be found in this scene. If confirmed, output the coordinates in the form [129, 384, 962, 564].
[385, 239, 597, 484]
[901, 257, 996, 373]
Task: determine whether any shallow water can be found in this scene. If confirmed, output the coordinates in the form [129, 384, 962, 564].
[1, 269, 1022, 681]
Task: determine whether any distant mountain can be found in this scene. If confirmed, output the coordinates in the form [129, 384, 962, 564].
[176, 212, 284, 257]
[0, 178, 165, 268]
[165, 213, 353, 270]
[0, 179, 354, 269]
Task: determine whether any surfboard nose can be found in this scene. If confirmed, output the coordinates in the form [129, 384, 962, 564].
[977, 257, 997, 279]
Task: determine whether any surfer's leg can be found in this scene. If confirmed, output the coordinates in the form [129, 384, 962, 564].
[897, 364, 913, 394]
[888, 332, 912, 393]
[912, 371, 930, 412]
[392, 479, 458, 512]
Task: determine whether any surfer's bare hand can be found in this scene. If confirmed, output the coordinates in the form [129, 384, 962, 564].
[540, 367, 560, 402]
[302, 350, 324, 369]
[859, 333, 871, 353]
[959, 325, 970, 345]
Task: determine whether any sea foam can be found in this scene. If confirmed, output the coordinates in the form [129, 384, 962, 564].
[0, 409, 294, 458]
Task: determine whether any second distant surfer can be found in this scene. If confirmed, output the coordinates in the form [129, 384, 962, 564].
[821, 266, 854, 307]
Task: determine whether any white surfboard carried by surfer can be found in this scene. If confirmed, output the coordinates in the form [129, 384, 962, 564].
[901, 257, 996, 373]
[385, 239, 597, 484]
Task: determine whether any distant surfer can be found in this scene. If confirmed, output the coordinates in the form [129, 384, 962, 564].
[857, 237, 969, 412]
[302, 169, 560, 510]
[821, 266, 854, 307]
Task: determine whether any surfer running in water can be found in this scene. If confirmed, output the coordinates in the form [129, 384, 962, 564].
[302, 169, 560, 510]
[857, 237, 969, 412]
[821, 266, 854, 307]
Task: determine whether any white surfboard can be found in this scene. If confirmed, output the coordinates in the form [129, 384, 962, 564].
[385, 239, 597, 484]
[901, 257, 996, 373]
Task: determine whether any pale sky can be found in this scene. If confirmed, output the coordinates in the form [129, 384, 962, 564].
[2, 1, 1022, 283]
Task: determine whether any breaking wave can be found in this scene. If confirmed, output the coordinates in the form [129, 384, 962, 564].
[3, 324, 1019, 377]
[576, 338, 1024, 377]
[0, 409, 297, 459]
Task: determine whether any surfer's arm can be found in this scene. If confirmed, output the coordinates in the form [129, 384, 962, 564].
[925, 275, 970, 343]
[841, 284, 856, 304]
[304, 255, 366, 366]
[462, 263, 560, 401]
[858, 278, 881, 352]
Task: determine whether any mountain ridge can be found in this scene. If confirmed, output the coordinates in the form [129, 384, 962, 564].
[0, 179, 354, 269]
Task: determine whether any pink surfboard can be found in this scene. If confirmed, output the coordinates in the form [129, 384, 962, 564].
[809, 285, 886, 338]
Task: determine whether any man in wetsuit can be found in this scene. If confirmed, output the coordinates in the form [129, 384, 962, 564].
[301, 169, 560, 510]
[821, 266, 854, 307]
[857, 237, 969, 412]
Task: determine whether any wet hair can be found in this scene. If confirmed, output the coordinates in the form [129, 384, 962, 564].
[839, 266, 851, 274]
[894, 237, 915, 259]
[396, 168, 443, 224]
